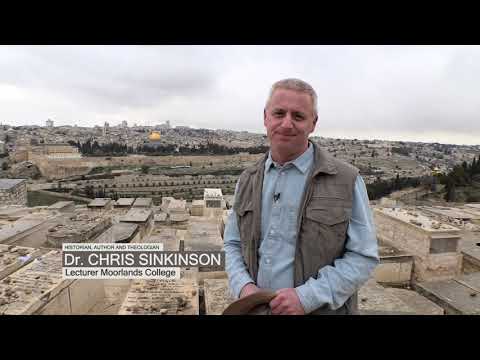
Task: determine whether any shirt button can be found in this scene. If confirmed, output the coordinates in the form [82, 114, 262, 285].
[270, 229, 274, 235]
[265, 258, 271, 264]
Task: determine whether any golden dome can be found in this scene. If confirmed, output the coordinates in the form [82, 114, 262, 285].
[148, 131, 161, 141]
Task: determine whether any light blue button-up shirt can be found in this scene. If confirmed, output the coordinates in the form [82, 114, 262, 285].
[224, 143, 379, 314]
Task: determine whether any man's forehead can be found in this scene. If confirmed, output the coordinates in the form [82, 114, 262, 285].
[268, 88, 313, 110]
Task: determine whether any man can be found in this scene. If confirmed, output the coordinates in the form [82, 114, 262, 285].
[224, 78, 379, 315]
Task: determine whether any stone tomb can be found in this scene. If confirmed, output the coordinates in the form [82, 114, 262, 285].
[383, 287, 444, 315]
[0, 250, 104, 315]
[374, 240, 413, 286]
[0, 245, 43, 280]
[144, 228, 179, 251]
[94, 223, 140, 244]
[203, 278, 234, 315]
[118, 279, 199, 315]
[359, 279, 416, 315]
[373, 207, 462, 282]
[413, 272, 480, 315]
[47, 201, 75, 213]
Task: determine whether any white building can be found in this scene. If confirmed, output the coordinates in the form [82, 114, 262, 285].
[46, 119, 54, 128]
[204, 188, 224, 209]
[103, 122, 110, 136]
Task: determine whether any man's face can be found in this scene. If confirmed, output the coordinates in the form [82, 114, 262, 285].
[264, 88, 317, 153]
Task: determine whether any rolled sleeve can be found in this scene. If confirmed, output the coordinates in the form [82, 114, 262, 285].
[295, 175, 380, 313]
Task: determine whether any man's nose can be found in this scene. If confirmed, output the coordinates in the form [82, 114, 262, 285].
[280, 113, 294, 129]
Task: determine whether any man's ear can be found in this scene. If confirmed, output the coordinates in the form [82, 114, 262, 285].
[311, 115, 318, 132]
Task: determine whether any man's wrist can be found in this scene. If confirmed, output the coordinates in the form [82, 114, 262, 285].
[295, 284, 321, 314]
[239, 282, 256, 297]
[234, 277, 255, 298]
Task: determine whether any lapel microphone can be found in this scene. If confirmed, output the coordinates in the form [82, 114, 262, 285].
[273, 192, 281, 202]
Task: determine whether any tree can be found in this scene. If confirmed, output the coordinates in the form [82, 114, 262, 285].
[141, 165, 150, 174]
[85, 185, 95, 199]
[1, 162, 8, 171]
[444, 180, 456, 202]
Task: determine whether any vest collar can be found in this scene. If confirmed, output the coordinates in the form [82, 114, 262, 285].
[311, 141, 338, 176]
[247, 140, 338, 176]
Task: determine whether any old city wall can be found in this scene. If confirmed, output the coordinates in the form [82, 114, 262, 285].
[30, 154, 92, 180]
[91, 153, 262, 167]
[29, 153, 263, 180]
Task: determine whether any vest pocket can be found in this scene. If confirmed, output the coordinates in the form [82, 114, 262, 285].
[235, 201, 255, 264]
[305, 207, 347, 225]
[301, 206, 349, 271]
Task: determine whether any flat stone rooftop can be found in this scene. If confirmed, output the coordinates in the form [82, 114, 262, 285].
[120, 208, 153, 223]
[383, 288, 444, 315]
[47, 201, 75, 211]
[0, 179, 26, 190]
[466, 203, 480, 210]
[375, 207, 460, 233]
[115, 198, 135, 207]
[87, 198, 112, 208]
[95, 223, 139, 243]
[419, 206, 480, 221]
[0, 217, 50, 244]
[359, 279, 416, 315]
[132, 198, 152, 207]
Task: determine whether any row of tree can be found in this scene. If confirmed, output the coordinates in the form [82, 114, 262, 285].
[68, 140, 135, 156]
[70, 140, 270, 156]
[366, 174, 431, 200]
[440, 155, 480, 202]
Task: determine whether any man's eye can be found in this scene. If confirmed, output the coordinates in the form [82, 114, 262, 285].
[294, 113, 305, 120]
[273, 111, 285, 117]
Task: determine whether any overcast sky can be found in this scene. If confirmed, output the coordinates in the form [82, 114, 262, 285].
[0, 45, 479, 145]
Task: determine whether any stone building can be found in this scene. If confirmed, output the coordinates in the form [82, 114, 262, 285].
[38, 144, 81, 159]
[0, 179, 27, 206]
[204, 188, 225, 217]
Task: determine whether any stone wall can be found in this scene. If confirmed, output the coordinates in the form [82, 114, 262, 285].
[0, 181, 27, 206]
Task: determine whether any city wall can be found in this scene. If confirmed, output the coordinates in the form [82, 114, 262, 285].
[29, 153, 263, 180]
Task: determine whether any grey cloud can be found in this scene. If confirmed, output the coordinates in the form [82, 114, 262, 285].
[0, 45, 479, 144]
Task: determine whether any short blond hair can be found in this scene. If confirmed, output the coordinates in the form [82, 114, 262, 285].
[266, 78, 318, 116]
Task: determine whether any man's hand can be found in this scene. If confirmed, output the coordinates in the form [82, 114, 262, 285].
[269, 288, 305, 315]
[239, 283, 260, 298]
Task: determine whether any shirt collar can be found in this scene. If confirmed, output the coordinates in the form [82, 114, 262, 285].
[265, 142, 314, 175]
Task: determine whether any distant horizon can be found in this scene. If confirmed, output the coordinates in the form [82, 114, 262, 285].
[2, 121, 479, 147]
